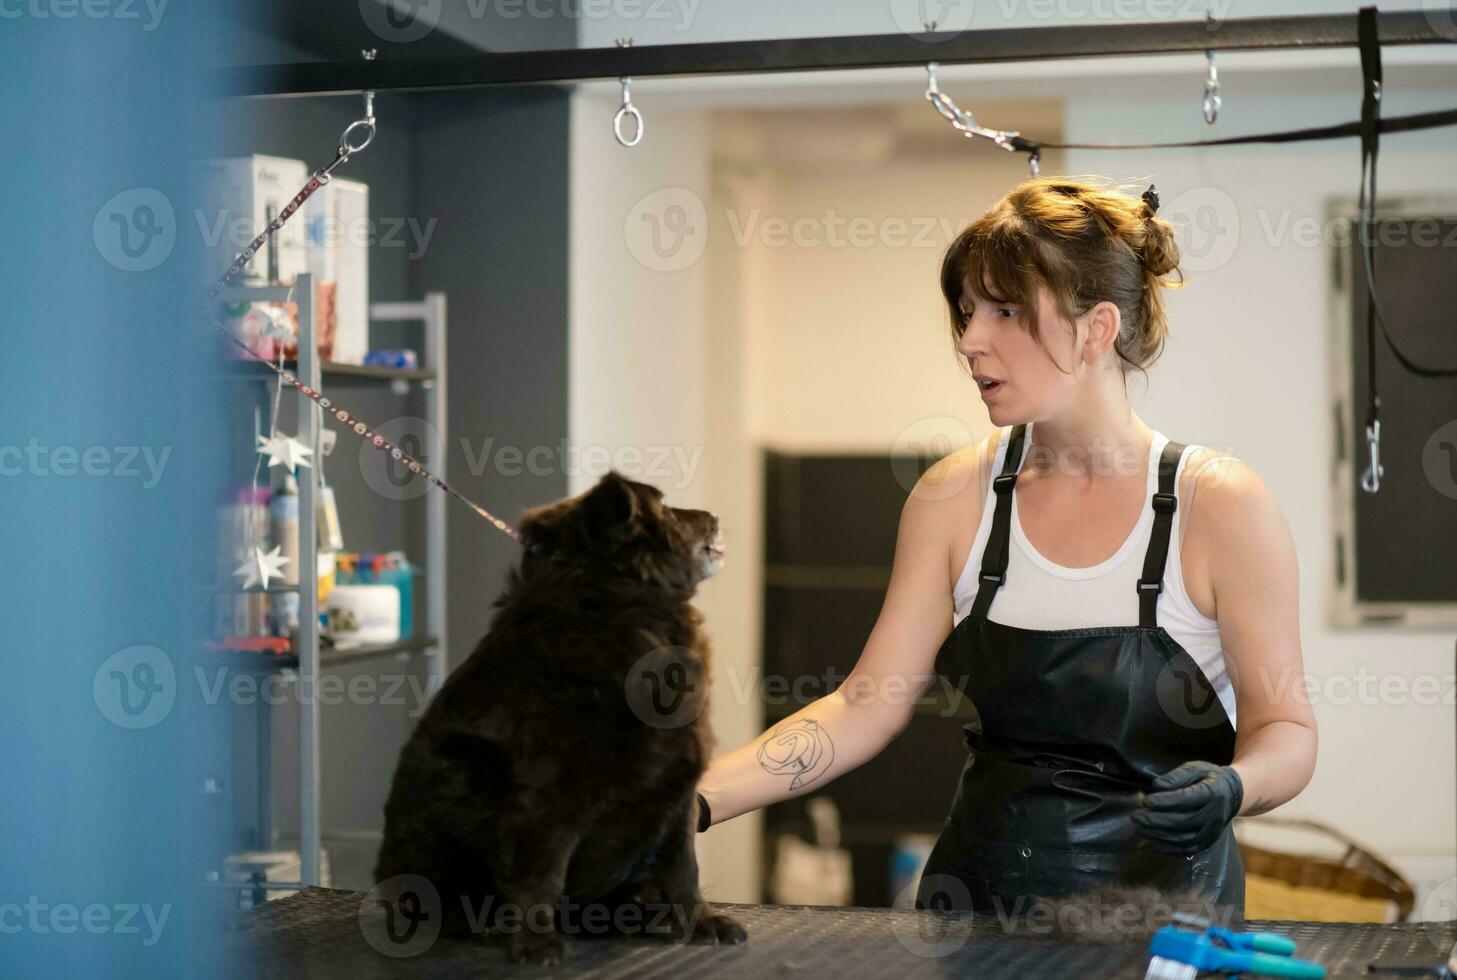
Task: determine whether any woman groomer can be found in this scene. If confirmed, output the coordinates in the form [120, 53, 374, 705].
[693, 176, 1317, 917]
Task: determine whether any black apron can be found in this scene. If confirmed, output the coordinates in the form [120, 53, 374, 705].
[915, 423, 1243, 918]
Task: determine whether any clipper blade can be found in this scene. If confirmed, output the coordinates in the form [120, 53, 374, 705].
[1144, 954, 1197, 980]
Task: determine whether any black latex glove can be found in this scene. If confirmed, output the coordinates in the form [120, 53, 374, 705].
[1131, 760, 1243, 855]
[696, 792, 712, 833]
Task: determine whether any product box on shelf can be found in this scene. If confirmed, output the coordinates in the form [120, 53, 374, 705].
[303, 177, 370, 365]
[196, 155, 310, 286]
[199, 154, 319, 362]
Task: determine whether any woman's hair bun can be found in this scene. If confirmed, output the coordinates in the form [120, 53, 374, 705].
[1140, 215, 1181, 277]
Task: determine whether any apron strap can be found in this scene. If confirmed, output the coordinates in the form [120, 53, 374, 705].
[970, 428, 1190, 628]
[969, 423, 1028, 622]
[1137, 439, 1187, 628]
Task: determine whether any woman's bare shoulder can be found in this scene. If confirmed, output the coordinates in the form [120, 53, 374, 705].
[1181, 454, 1298, 579]
[913, 429, 1002, 509]
[1181, 448, 1283, 532]
[1178, 447, 1246, 527]
[907, 429, 1001, 585]
[1177, 446, 1281, 616]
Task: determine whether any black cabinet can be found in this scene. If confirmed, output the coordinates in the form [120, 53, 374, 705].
[760, 450, 969, 907]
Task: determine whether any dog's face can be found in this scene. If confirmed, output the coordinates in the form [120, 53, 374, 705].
[519, 471, 725, 591]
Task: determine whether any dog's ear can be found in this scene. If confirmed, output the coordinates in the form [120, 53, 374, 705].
[521, 524, 547, 553]
[519, 519, 555, 557]
[579, 470, 640, 541]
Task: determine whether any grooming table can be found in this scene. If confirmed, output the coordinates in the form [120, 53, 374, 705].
[226, 886, 1457, 978]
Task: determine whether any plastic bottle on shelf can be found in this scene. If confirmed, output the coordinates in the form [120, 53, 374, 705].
[349, 551, 417, 638]
[268, 472, 300, 635]
[216, 487, 271, 637]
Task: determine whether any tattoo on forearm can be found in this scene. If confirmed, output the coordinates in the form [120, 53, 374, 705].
[756, 719, 835, 790]
[1244, 796, 1277, 817]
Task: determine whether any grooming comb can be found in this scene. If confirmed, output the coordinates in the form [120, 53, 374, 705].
[1144, 911, 1326, 979]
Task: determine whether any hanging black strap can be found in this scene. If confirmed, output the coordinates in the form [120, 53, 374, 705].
[1006, 105, 1457, 158]
[1137, 440, 1187, 629]
[1358, 5, 1383, 448]
[969, 424, 1027, 622]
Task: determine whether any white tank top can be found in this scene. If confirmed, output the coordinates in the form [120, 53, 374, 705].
[951, 422, 1238, 730]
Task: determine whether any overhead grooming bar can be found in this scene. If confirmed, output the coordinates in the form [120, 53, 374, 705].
[220, 10, 1457, 98]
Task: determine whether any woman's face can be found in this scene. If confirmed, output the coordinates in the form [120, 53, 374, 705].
[955, 277, 1082, 425]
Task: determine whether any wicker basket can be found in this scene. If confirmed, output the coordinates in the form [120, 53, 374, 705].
[1237, 816, 1415, 923]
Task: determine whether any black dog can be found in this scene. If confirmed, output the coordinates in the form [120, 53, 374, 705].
[374, 470, 747, 963]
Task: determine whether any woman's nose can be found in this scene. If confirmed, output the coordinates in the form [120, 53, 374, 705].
[957, 315, 988, 357]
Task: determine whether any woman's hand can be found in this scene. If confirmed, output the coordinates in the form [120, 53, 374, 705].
[1131, 760, 1243, 854]
[695, 792, 712, 833]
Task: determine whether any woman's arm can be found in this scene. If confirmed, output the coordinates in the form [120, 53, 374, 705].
[697, 449, 981, 827]
[1130, 451, 1319, 855]
[1191, 454, 1318, 816]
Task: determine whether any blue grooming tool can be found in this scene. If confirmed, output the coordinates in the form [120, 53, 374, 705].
[1144, 911, 1327, 980]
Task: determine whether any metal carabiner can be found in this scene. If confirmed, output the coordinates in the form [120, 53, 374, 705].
[1360, 419, 1384, 493]
[1202, 14, 1221, 125]
[1203, 52, 1221, 124]
[613, 80, 643, 147]
[613, 38, 643, 147]
[318, 90, 377, 182]
[342, 105, 377, 154]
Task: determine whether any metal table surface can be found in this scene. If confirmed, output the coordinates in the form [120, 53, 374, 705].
[224, 886, 1457, 979]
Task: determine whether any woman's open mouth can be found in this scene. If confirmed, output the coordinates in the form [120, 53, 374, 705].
[976, 376, 1004, 398]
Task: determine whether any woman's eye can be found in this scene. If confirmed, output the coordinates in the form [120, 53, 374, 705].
[996, 307, 1018, 319]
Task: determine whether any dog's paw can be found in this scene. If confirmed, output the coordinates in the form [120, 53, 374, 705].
[508, 930, 566, 965]
[688, 912, 747, 946]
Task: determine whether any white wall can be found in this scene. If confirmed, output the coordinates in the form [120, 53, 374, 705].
[570, 5, 1457, 908]
[728, 114, 1063, 451]
[569, 97, 766, 903]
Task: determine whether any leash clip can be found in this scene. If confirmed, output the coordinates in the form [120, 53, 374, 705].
[1202, 13, 1221, 124]
[1360, 419, 1384, 494]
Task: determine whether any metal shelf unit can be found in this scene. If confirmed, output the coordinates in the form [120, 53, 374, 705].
[215, 274, 449, 888]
